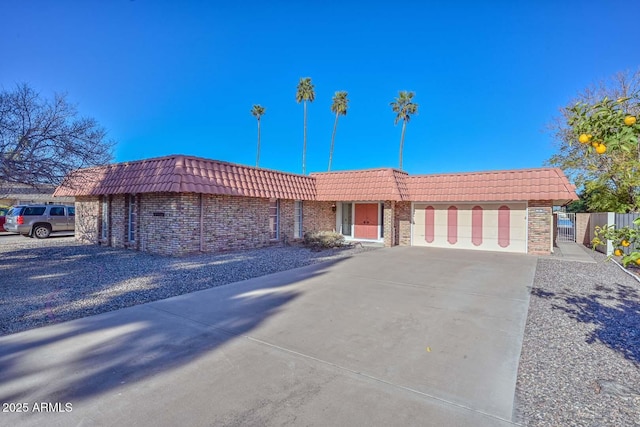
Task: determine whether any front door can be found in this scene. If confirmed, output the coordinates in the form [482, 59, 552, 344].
[354, 203, 379, 239]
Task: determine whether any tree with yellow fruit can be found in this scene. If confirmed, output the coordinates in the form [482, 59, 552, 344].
[594, 218, 640, 267]
[548, 69, 640, 212]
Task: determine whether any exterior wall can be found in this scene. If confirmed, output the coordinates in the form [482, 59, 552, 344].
[74, 193, 340, 256]
[201, 194, 273, 254]
[383, 201, 396, 247]
[139, 193, 191, 254]
[75, 193, 557, 256]
[111, 194, 127, 248]
[527, 200, 553, 255]
[303, 201, 336, 233]
[396, 201, 412, 246]
[280, 199, 296, 243]
[75, 196, 100, 243]
[576, 212, 591, 246]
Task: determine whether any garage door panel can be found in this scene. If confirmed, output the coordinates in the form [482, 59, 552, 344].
[412, 203, 527, 253]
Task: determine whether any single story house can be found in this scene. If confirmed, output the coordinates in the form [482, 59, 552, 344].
[54, 154, 578, 256]
[0, 181, 74, 207]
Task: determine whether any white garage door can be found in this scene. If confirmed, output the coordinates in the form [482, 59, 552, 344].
[412, 203, 527, 253]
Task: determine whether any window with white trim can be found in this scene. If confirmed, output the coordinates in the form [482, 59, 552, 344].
[294, 200, 303, 238]
[269, 199, 279, 240]
[128, 194, 137, 242]
[101, 196, 109, 240]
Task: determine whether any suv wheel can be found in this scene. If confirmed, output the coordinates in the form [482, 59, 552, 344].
[33, 225, 51, 239]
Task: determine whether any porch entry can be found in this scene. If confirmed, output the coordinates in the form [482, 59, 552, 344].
[354, 203, 379, 239]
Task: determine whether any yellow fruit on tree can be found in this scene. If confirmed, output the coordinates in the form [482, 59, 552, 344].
[624, 115, 637, 126]
[622, 240, 631, 247]
[636, 258, 640, 266]
[595, 144, 607, 154]
[591, 141, 600, 147]
[578, 134, 590, 143]
[614, 249, 623, 256]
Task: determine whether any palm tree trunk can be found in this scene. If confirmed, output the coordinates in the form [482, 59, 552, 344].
[303, 101, 307, 175]
[399, 120, 407, 170]
[256, 118, 261, 168]
[329, 113, 339, 171]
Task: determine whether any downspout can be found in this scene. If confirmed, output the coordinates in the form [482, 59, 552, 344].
[199, 193, 204, 252]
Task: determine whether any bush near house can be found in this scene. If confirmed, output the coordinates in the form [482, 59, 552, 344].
[303, 231, 345, 250]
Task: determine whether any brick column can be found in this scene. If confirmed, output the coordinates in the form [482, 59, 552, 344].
[528, 200, 553, 255]
[383, 201, 396, 247]
[396, 201, 412, 246]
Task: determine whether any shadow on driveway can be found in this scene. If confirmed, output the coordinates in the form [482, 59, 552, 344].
[0, 256, 343, 403]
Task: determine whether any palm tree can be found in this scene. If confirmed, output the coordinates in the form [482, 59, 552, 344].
[390, 91, 418, 170]
[328, 91, 349, 171]
[296, 77, 315, 174]
[250, 104, 266, 167]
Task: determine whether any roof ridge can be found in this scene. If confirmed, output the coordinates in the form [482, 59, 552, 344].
[311, 167, 408, 176]
[407, 166, 560, 178]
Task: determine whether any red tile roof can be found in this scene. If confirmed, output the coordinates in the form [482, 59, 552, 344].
[406, 168, 577, 202]
[54, 155, 578, 203]
[54, 155, 317, 200]
[311, 168, 410, 201]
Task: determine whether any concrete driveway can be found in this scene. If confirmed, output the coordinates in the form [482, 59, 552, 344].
[0, 247, 536, 426]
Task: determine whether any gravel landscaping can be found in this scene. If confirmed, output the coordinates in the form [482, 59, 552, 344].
[516, 250, 640, 426]
[0, 237, 377, 336]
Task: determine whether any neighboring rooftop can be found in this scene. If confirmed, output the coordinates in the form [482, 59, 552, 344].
[1, 181, 75, 205]
[54, 155, 578, 203]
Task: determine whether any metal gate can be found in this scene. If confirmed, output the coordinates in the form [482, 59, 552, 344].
[554, 212, 576, 242]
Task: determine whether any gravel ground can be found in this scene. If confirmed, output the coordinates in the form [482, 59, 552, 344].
[0, 237, 377, 336]
[516, 249, 640, 426]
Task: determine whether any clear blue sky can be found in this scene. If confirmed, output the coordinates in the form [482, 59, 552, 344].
[1, 1, 637, 176]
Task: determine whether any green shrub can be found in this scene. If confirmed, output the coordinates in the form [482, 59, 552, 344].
[303, 231, 345, 249]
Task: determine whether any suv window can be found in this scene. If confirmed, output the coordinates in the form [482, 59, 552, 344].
[22, 207, 46, 216]
[50, 207, 65, 216]
[7, 207, 23, 216]
[68, 207, 75, 216]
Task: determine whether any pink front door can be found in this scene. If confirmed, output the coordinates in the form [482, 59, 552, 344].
[354, 203, 379, 239]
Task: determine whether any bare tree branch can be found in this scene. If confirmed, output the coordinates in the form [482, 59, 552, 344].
[0, 83, 114, 188]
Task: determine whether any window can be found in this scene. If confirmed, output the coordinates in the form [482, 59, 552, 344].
[68, 207, 75, 217]
[23, 207, 46, 216]
[341, 202, 352, 236]
[269, 199, 279, 240]
[49, 207, 65, 216]
[128, 194, 137, 242]
[101, 197, 109, 240]
[294, 201, 303, 238]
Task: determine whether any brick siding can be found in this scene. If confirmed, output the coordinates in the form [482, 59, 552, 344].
[75, 193, 337, 256]
[576, 213, 591, 246]
[396, 201, 412, 246]
[383, 201, 396, 247]
[527, 200, 553, 255]
[302, 201, 336, 233]
[75, 193, 558, 256]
